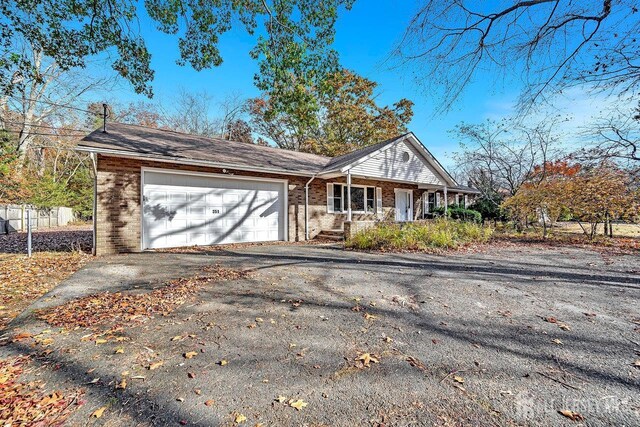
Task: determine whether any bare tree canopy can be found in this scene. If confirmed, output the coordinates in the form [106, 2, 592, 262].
[578, 101, 640, 177]
[453, 117, 564, 199]
[396, 0, 640, 111]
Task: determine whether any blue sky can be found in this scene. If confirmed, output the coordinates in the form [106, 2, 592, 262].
[102, 1, 599, 169]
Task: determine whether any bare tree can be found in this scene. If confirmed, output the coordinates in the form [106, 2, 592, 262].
[577, 101, 640, 178]
[453, 117, 563, 200]
[216, 93, 248, 139]
[395, 1, 639, 112]
[226, 119, 254, 143]
[1, 41, 111, 163]
[167, 89, 219, 137]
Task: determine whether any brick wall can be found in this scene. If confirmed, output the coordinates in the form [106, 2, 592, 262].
[96, 155, 424, 255]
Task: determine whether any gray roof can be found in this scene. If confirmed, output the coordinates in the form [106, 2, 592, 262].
[448, 185, 481, 194]
[78, 123, 477, 193]
[79, 122, 331, 174]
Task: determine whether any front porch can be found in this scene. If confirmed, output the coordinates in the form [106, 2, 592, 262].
[311, 183, 479, 241]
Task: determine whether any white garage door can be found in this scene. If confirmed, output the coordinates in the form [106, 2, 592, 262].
[142, 170, 286, 249]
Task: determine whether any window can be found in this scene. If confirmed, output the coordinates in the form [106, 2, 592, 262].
[333, 184, 344, 212]
[331, 183, 375, 213]
[366, 187, 375, 212]
[401, 151, 410, 162]
[427, 192, 436, 212]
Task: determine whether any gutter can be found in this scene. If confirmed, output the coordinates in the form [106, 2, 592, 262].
[75, 146, 320, 178]
[304, 174, 317, 240]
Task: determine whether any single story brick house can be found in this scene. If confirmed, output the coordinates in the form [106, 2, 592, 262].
[77, 123, 479, 255]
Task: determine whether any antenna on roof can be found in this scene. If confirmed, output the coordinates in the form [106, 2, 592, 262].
[102, 103, 108, 133]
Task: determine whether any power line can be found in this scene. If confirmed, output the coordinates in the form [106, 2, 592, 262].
[2, 129, 88, 138]
[8, 96, 105, 115]
[2, 120, 91, 134]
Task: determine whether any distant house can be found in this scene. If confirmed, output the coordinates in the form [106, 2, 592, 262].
[78, 123, 479, 255]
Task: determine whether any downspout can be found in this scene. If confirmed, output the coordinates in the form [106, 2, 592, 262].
[91, 152, 98, 256]
[304, 174, 317, 241]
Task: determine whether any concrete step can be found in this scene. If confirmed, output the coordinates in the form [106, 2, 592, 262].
[315, 229, 344, 241]
[317, 229, 344, 236]
[315, 234, 344, 241]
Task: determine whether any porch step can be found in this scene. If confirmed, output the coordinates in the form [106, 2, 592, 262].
[315, 229, 344, 241]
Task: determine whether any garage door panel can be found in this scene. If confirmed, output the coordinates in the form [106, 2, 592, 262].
[143, 172, 285, 249]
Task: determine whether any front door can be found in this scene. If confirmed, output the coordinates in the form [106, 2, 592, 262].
[395, 189, 413, 221]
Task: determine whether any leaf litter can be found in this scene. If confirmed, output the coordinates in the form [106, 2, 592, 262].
[36, 266, 251, 332]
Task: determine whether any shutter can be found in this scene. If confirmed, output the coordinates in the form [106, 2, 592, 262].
[327, 183, 334, 213]
[423, 193, 429, 215]
[376, 187, 383, 218]
[436, 192, 441, 207]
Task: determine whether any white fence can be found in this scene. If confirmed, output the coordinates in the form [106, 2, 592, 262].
[0, 204, 75, 234]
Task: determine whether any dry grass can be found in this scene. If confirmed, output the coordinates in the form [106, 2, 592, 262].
[346, 219, 493, 252]
[553, 221, 640, 238]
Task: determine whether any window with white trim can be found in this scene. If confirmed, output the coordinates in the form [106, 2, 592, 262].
[423, 192, 436, 214]
[330, 183, 376, 213]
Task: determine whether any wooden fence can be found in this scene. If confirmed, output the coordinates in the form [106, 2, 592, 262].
[0, 204, 74, 234]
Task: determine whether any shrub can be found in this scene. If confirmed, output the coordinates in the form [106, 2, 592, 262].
[432, 205, 482, 223]
[346, 219, 493, 251]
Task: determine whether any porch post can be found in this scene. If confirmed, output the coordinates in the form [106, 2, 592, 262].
[443, 185, 448, 215]
[346, 171, 352, 222]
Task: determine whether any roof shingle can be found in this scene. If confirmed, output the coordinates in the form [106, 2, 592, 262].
[79, 122, 331, 174]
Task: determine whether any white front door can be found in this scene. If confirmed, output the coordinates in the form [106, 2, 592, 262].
[394, 189, 413, 221]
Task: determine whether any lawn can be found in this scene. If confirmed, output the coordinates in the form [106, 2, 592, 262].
[0, 242, 638, 426]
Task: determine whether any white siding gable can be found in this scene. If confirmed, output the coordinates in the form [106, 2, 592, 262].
[348, 139, 445, 185]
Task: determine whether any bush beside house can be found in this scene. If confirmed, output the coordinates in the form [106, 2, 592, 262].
[432, 204, 482, 223]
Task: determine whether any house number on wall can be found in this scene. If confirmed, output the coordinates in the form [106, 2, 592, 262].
[212, 209, 220, 214]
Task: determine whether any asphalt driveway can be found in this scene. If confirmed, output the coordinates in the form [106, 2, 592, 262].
[2, 243, 639, 426]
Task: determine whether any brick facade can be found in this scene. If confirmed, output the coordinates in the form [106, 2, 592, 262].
[96, 155, 426, 255]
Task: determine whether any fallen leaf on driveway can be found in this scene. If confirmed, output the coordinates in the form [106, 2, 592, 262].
[116, 378, 127, 390]
[406, 356, 427, 371]
[218, 359, 228, 366]
[149, 361, 164, 370]
[91, 406, 107, 418]
[363, 313, 377, 320]
[356, 352, 379, 368]
[234, 413, 247, 423]
[552, 339, 563, 345]
[204, 399, 215, 406]
[558, 409, 584, 421]
[184, 351, 198, 359]
[453, 376, 465, 384]
[633, 360, 640, 367]
[114, 347, 124, 354]
[275, 395, 287, 403]
[289, 399, 308, 410]
[11, 332, 33, 342]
